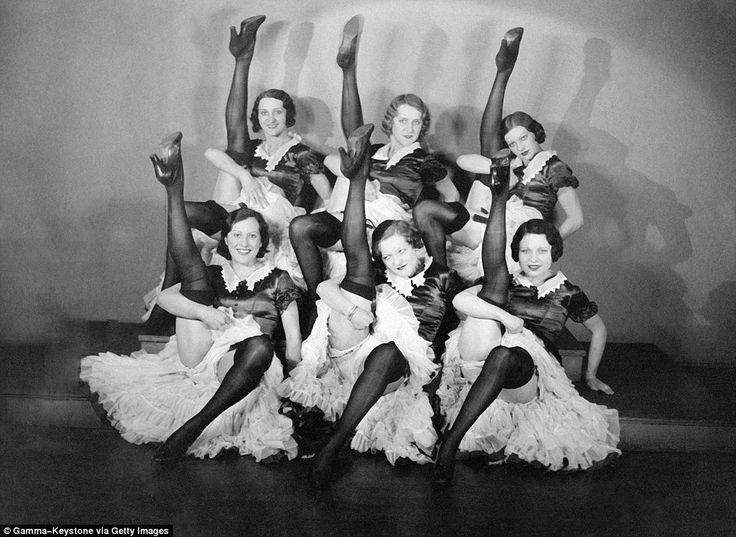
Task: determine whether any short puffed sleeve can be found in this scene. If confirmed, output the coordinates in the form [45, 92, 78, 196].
[272, 270, 301, 314]
[419, 156, 449, 186]
[545, 157, 579, 191]
[566, 286, 598, 323]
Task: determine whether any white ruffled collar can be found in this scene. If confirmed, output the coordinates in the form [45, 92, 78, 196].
[511, 150, 557, 185]
[372, 142, 421, 169]
[513, 270, 567, 298]
[254, 133, 302, 172]
[385, 257, 432, 297]
[212, 255, 275, 293]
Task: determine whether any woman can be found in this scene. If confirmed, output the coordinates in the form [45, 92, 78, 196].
[414, 28, 582, 276]
[433, 151, 617, 485]
[143, 16, 329, 332]
[289, 15, 459, 312]
[82, 132, 302, 462]
[281, 124, 460, 488]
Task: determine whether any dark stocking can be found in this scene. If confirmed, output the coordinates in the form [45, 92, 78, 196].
[225, 15, 265, 153]
[479, 28, 523, 157]
[477, 151, 512, 305]
[154, 335, 273, 461]
[337, 16, 364, 141]
[340, 124, 375, 291]
[150, 133, 213, 304]
[433, 346, 533, 483]
[311, 342, 406, 488]
[412, 200, 469, 266]
[289, 212, 342, 301]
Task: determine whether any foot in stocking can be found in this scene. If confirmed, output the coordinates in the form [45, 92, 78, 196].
[150, 132, 183, 187]
[229, 15, 266, 60]
[495, 27, 524, 73]
[336, 15, 362, 70]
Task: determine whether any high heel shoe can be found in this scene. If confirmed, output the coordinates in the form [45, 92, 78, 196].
[336, 15, 362, 69]
[339, 123, 374, 180]
[489, 148, 512, 197]
[495, 27, 524, 73]
[229, 15, 266, 59]
[150, 132, 183, 187]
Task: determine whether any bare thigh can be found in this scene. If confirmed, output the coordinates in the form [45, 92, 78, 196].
[175, 317, 214, 368]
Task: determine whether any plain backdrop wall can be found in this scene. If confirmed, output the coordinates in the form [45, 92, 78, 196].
[1, 0, 734, 364]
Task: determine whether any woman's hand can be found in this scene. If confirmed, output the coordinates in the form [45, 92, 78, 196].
[240, 175, 268, 208]
[348, 307, 374, 330]
[502, 313, 524, 334]
[198, 307, 231, 331]
[585, 375, 614, 395]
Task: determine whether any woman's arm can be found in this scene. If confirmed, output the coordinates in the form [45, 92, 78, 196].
[554, 187, 584, 238]
[309, 172, 333, 204]
[452, 285, 523, 333]
[280, 300, 302, 370]
[581, 313, 613, 394]
[316, 278, 374, 329]
[158, 284, 231, 330]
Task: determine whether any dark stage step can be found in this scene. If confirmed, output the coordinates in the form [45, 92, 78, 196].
[1, 321, 734, 452]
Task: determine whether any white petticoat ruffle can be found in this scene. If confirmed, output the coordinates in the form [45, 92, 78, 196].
[447, 196, 543, 284]
[437, 324, 620, 471]
[279, 285, 439, 464]
[80, 313, 298, 462]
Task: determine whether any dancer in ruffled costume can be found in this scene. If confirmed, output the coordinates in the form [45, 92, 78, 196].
[432, 153, 617, 485]
[414, 28, 582, 281]
[280, 124, 460, 488]
[81, 133, 302, 462]
[143, 16, 329, 332]
[289, 15, 458, 320]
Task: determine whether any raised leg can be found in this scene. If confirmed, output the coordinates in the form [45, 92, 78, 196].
[477, 150, 512, 305]
[289, 212, 342, 302]
[311, 342, 406, 488]
[226, 15, 266, 155]
[150, 133, 214, 304]
[340, 123, 375, 292]
[479, 28, 523, 157]
[337, 16, 365, 141]
[154, 335, 273, 462]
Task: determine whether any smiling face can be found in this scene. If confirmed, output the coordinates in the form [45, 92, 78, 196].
[517, 233, 554, 282]
[378, 234, 424, 279]
[389, 104, 423, 149]
[224, 217, 263, 267]
[504, 125, 543, 165]
[257, 97, 288, 138]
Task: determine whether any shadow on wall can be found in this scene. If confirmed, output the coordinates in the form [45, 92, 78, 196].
[554, 38, 696, 359]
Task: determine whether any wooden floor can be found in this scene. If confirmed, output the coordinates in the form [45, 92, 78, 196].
[2, 321, 736, 536]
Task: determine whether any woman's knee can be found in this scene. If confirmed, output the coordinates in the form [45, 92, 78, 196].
[412, 199, 441, 226]
[234, 335, 273, 369]
[367, 342, 406, 376]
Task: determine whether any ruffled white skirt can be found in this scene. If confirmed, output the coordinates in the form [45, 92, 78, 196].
[437, 325, 620, 471]
[80, 313, 298, 462]
[279, 285, 439, 464]
[447, 196, 543, 284]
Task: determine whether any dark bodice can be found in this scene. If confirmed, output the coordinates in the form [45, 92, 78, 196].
[207, 264, 300, 337]
[377, 261, 461, 347]
[506, 273, 598, 344]
[509, 155, 579, 221]
[240, 138, 324, 210]
[369, 144, 445, 208]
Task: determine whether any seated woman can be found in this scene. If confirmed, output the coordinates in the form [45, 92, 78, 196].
[143, 16, 329, 332]
[414, 28, 583, 278]
[280, 124, 460, 488]
[81, 132, 302, 462]
[433, 152, 617, 485]
[289, 15, 458, 311]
